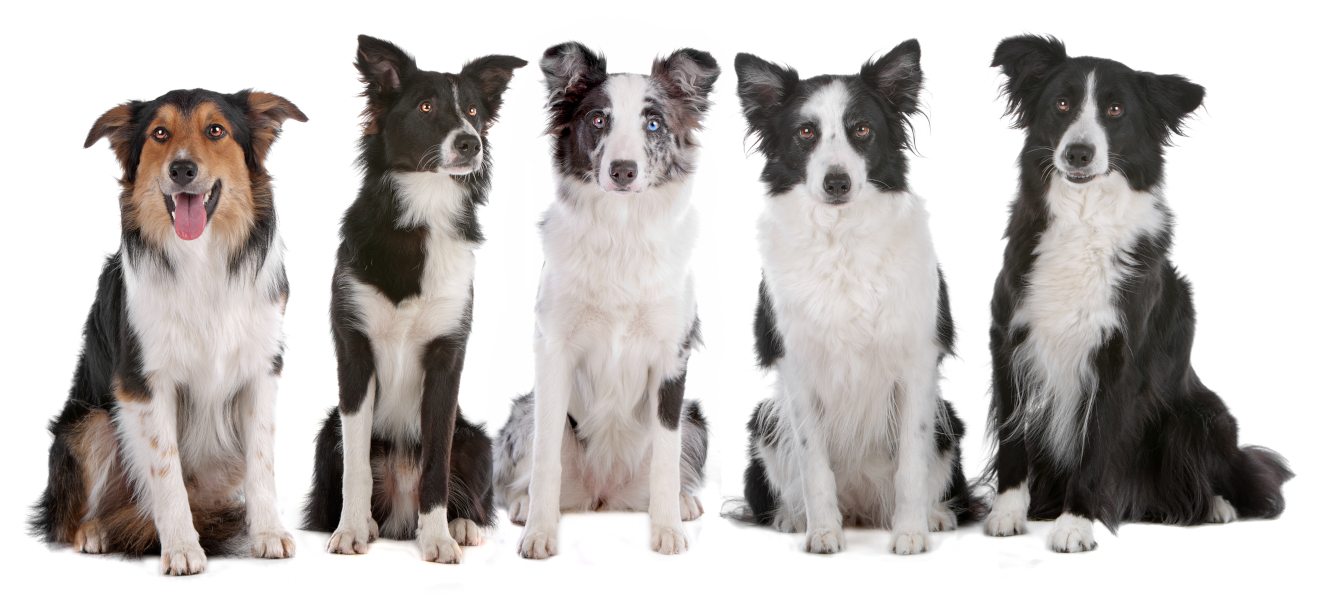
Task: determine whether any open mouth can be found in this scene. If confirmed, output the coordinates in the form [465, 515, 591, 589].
[163, 180, 222, 241]
[1065, 172, 1097, 184]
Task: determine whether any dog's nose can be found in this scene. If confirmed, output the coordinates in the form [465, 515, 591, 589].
[169, 160, 197, 186]
[1064, 144, 1095, 169]
[610, 160, 637, 187]
[823, 170, 851, 199]
[454, 134, 480, 160]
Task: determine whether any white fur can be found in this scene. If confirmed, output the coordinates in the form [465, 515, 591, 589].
[1208, 495, 1238, 523]
[801, 80, 869, 202]
[595, 75, 655, 193]
[1053, 72, 1111, 178]
[438, 82, 484, 174]
[984, 482, 1030, 537]
[1049, 512, 1097, 552]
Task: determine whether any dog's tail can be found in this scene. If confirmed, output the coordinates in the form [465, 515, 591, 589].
[721, 401, 780, 526]
[301, 407, 344, 533]
[1227, 445, 1293, 520]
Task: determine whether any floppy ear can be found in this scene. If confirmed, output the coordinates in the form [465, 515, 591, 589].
[991, 34, 1068, 128]
[459, 54, 528, 125]
[1143, 72, 1205, 140]
[244, 91, 308, 172]
[734, 53, 797, 130]
[356, 34, 417, 134]
[540, 42, 608, 133]
[861, 39, 924, 115]
[85, 101, 144, 176]
[651, 48, 721, 127]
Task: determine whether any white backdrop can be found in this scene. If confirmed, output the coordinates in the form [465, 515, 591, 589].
[2, 1, 1322, 596]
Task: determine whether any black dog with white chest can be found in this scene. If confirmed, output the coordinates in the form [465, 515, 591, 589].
[984, 35, 1292, 552]
[301, 35, 525, 564]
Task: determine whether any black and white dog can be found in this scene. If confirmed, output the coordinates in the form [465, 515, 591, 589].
[984, 35, 1293, 552]
[729, 40, 981, 555]
[301, 35, 525, 564]
[493, 42, 719, 559]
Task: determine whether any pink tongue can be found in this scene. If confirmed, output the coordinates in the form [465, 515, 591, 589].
[173, 193, 207, 240]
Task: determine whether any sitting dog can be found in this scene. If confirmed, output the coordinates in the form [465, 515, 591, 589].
[300, 35, 524, 564]
[30, 89, 306, 575]
[984, 35, 1293, 552]
[729, 40, 982, 556]
[492, 41, 719, 559]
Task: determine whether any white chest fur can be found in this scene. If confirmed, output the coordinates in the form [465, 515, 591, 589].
[1011, 173, 1166, 461]
[347, 172, 476, 443]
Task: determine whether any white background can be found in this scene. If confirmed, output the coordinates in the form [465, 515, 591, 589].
[2, 0, 1322, 596]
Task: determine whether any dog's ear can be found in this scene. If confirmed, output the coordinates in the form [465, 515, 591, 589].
[242, 91, 308, 173]
[992, 34, 1068, 128]
[1142, 72, 1205, 140]
[540, 41, 608, 132]
[651, 48, 721, 129]
[85, 101, 146, 176]
[735, 53, 796, 132]
[356, 35, 417, 134]
[861, 39, 924, 115]
[460, 54, 528, 126]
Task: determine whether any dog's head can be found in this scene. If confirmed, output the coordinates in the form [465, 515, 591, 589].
[993, 35, 1205, 191]
[357, 35, 526, 176]
[86, 89, 306, 245]
[736, 40, 923, 205]
[541, 42, 720, 194]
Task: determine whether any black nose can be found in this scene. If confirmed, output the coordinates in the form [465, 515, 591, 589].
[610, 160, 637, 187]
[1064, 144, 1095, 169]
[454, 134, 480, 160]
[823, 171, 851, 198]
[169, 160, 197, 185]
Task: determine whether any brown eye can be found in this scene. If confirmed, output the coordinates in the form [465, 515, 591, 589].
[592, 115, 605, 129]
[468, 105, 477, 116]
[1056, 99, 1070, 112]
[152, 127, 169, 141]
[1107, 103, 1123, 117]
[855, 125, 870, 138]
[420, 101, 432, 113]
[207, 124, 226, 139]
[799, 127, 814, 139]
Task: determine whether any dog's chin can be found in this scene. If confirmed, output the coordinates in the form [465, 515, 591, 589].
[601, 182, 645, 195]
[1063, 170, 1099, 184]
[440, 162, 480, 176]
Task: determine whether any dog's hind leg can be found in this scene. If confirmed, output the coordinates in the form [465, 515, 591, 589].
[678, 400, 708, 521]
[445, 414, 494, 546]
[238, 373, 295, 559]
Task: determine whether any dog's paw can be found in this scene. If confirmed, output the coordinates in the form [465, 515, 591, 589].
[507, 494, 530, 525]
[449, 518, 483, 546]
[517, 522, 558, 559]
[891, 530, 929, 555]
[160, 541, 207, 576]
[680, 491, 704, 521]
[985, 508, 1028, 537]
[419, 529, 463, 564]
[1049, 514, 1097, 553]
[651, 523, 689, 555]
[251, 529, 295, 559]
[1208, 495, 1238, 524]
[929, 504, 958, 532]
[804, 528, 844, 554]
[771, 510, 805, 533]
[327, 516, 379, 555]
[74, 519, 105, 554]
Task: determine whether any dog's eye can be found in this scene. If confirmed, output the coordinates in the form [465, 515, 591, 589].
[152, 127, 169, 142]
[855, 125, 870, 138]
[207, 124, 226, 139]
[646, 119, 660, 132]
[799, 127, 814, 139]
[420, 101, 432, 113]
[468, 105, 477, 116]
[592, 115, 605, 129]
[1107, 103, 1123, 117]
[1056, 98, 1070, 112]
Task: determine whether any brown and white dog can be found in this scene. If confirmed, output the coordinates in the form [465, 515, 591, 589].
[30, 89, 306, 575]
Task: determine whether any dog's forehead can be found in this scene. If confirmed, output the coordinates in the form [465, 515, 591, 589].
[601, 74, 660, 114]
[800, 79, 850, 122]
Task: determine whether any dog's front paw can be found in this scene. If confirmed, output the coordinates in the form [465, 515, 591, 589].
[985, 508, 1028, 537]
[680, 491, 704, 521]
[507, 494, 530, 525]
[161, 541, 207, 576]
[517, 522, 558, 559]
[327, 516, 379, 555]
[419, 530, 463, 564]
[74, 519, 106, 554]
[1049, 514, 1097, 553]
[1208, 495, 1238, 524]
[930, 504, 958, 532]
[251, 529, 296, 558]
[449, 518, 483, 546]
[651, 523, 689, 555]
[891, 530, 929, 555]
[804, 528, 843, 554]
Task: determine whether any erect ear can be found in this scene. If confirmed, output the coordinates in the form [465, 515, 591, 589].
[734, 52, 797, 129]
[356, 35, 416, 134]
[861, 39, 924, 115]
[540, 42, 608, 133]
[85, 101, 145, 174]
[1143, 72, 1205, 139]
[991, 34, 1068, 128]
[651, 48, 721, 124]
[243, 91, 308, 172]
[459, 54, 528, 124]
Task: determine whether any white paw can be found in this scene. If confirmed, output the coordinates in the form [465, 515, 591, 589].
[1208, 495, 1237, 524]
[251, 529, 296, 558]
[985, 509, 1028, 537]
[680, 491, 704, 521]
[418, 530, 463, 564]
[1049, 513, 1097, 553]
[160, 541, 207, 576]
[517, 520, 558, 559]
[327, 516, 379, 555]
[891, 530, 929, 555]
[449, 518, 483, 546]
[74, 520, 105, 554]
[804, 527, 843, 554]
[930, 504, 958, 532]
[507, 494, 530, 525]
[651, 522, 689, 555]
[771, 510, 805, 533]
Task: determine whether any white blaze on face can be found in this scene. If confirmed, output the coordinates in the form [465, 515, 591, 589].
[439, 82, 483, 175]
[597, 75, 652, 193]
[1053, 71, 1110, 179]
[801, 80, 867, 203]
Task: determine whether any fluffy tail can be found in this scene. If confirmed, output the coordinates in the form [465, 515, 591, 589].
[301, 407, 344, 532]
[1227, 445, 1293, 519]
[722, 400, 780, 526]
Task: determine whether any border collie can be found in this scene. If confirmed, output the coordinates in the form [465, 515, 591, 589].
[492, 41, 719, 559]
[984, 35, 1293, 552]
[300, 35, 525, 564]
[727, 40, 982, 555]
[30, 89, 306, 575]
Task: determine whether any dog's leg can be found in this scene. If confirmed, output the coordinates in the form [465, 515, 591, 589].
[240, 373, 295, 558]
[416, 334, 468, 564]
[329, 327, 379, 554]
[986, 333, 1030, 537]
[517, 346, 574, 559]
[782, 373, 843, 554]
[650, 369, 688, 554]
[891, 362, 940, 555]
[115, 381, 204, 575]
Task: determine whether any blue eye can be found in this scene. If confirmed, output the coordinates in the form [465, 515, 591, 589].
[647, 119, 660, 132]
